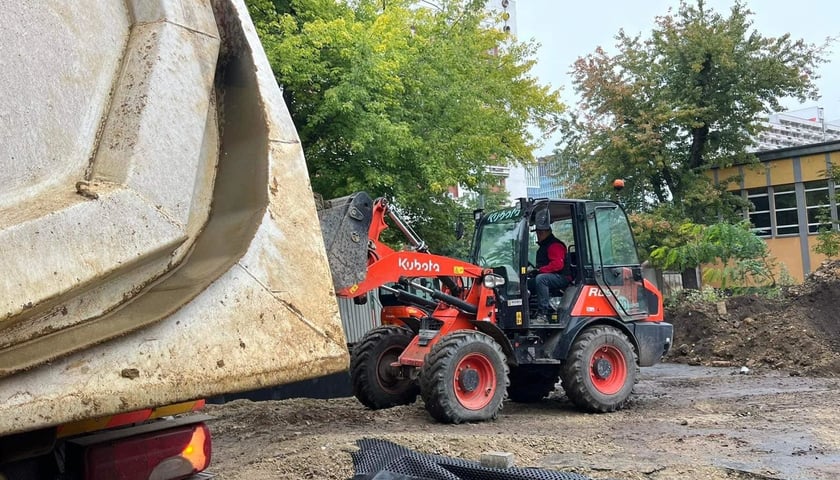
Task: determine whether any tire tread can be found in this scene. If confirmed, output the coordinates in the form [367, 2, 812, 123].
[560, 325, 638, 413]
[419, 331, 509, 424]
[350, 325, 418, 409]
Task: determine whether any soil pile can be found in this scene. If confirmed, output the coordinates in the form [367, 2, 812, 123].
[665, 260, 840, 376]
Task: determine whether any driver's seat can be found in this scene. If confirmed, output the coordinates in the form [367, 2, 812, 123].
[492, 265, 520, 297]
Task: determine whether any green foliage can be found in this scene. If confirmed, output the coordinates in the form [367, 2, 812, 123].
[649, 221, 777, 289]
[247, 0, 563, 252]
[441, 184, 513, 260]
[629, 209, 686, 261]
[552, 0, 832, 224]
[813, 168, 840, 258]
[813, 203, 840, 259]
[664, 285, 725, 309]
[815, 226, 840, 258]
[777, 263, 795, 288]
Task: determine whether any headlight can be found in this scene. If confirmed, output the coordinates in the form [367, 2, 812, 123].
[483, 274, 506, 289]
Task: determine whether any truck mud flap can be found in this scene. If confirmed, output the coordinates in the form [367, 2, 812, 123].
[318, 192, 374, 291]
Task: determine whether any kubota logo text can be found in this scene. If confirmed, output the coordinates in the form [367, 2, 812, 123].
[398, 257, 441, 272]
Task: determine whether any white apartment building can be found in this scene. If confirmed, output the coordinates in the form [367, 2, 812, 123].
[755, 107, 840, 151]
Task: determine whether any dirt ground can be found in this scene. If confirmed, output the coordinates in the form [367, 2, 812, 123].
[665, 260, 840, 376]
[198, 261, 840, 480]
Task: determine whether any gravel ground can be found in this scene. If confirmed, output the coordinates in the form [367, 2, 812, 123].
[200, 363, 840, 480]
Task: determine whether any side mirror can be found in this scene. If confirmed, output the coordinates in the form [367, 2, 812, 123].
[455, 220, 465, 240]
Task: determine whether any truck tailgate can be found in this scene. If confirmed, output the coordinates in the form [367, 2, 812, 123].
[0, 0, 349, 436]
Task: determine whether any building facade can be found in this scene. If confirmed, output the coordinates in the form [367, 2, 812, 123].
[755, 107, 840, 151]
[710, 140, 840, 282]
[525, 155, 566, 199]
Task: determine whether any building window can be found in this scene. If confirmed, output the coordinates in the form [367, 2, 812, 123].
[743, 181, 838, 238]
[773, 184, 799, 236]
[804, 180, 832, 233]
[525, 165, 539, 189]
[746, 187, 771, 237]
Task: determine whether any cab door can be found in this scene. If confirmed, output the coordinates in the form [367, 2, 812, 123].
[585, 202, 648, 320]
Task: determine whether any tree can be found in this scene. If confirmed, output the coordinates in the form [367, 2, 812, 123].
[442, 183, 514, 260]
[552, 0, 831, 223]
[247, 0, 563, 251]
[814, 166, 840, 258]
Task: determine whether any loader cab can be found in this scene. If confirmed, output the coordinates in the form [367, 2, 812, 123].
[471, 198, 653, 329]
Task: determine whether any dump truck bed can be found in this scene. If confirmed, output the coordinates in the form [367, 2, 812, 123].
[0, 0, 348, 436]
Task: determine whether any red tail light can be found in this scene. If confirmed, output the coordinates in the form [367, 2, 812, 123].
[83, 422, 211, 480]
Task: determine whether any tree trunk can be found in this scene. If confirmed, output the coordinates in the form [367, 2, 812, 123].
[689, 123, 709, 170]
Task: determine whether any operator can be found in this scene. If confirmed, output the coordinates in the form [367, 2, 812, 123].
[528, 222, 572, 323]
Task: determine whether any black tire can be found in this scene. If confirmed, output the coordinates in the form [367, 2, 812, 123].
[560, 325, 638, 413]
[507, 365, 560, 403]
[350, 325, 419, 409]
[419, 331, 509, 424]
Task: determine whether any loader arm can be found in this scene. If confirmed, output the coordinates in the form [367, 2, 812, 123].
[336, 251, 484, 298]
[319, 192, 465, 297]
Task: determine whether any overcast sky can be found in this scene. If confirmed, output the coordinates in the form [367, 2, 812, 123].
[514, 0, 840, 155]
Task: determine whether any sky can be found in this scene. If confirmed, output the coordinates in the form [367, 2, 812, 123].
[513, 0, 840, 156]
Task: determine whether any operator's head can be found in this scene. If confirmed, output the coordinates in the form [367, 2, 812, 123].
[534, 209, 552, 241]
[535, 225, 552, 241]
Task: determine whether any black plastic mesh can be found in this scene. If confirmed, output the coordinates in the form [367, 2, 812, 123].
[351, 438, 592, 480]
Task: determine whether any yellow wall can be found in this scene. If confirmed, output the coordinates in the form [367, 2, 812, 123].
[703, 237, 806, 286]
[831, 151, 840, 167]
[741, 163, 767, 189]
[800, 153, 829, 182]
[765, 237, 805, 282]
[806, 235, 831, 273]
[712, 166, 741, 190]
[767, 159, 794, 185]
[705, 144, 840, 285]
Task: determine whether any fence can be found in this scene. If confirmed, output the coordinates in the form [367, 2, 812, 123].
[338, 292, 382, 344]
[660, 271, 685, 296]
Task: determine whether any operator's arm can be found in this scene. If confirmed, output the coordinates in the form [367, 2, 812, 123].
[539, 242, 566, 273]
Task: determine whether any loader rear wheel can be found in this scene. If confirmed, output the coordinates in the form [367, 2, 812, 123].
[561, 325, 638, 413]
[507, 365, 559, 403]
[350, 325, 418, 409]
[419, 331, 509, 424]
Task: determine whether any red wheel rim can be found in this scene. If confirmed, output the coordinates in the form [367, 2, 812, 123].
[376, 347, 405, 394]
[453, 353, 497, 410]
[589, 345, 627, 395]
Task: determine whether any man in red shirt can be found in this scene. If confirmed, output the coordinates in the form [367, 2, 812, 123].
[529, 223, 572, 323]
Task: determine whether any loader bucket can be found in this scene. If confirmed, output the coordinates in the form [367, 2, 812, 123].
[318, 192, 375, 292]
[0, 0, 349, 436]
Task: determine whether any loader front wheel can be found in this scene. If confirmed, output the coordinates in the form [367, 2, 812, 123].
[419, 331, 509, 424]
[350, 325, 418, 409]
[561, 325, 638, 413]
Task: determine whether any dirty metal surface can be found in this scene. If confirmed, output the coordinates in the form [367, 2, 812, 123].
[0, 0, 348, 436]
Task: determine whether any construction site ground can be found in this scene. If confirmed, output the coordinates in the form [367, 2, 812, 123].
[200, 261, 840, 480]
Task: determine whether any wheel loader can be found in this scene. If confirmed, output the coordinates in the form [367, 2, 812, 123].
[320, 192, 673, 424]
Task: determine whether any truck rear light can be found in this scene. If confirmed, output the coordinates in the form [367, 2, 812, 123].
[180, 424, 208, 469]
[83, 422, 211, 480]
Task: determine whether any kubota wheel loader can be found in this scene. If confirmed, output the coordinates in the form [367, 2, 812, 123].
[319, 192, 673, 424]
